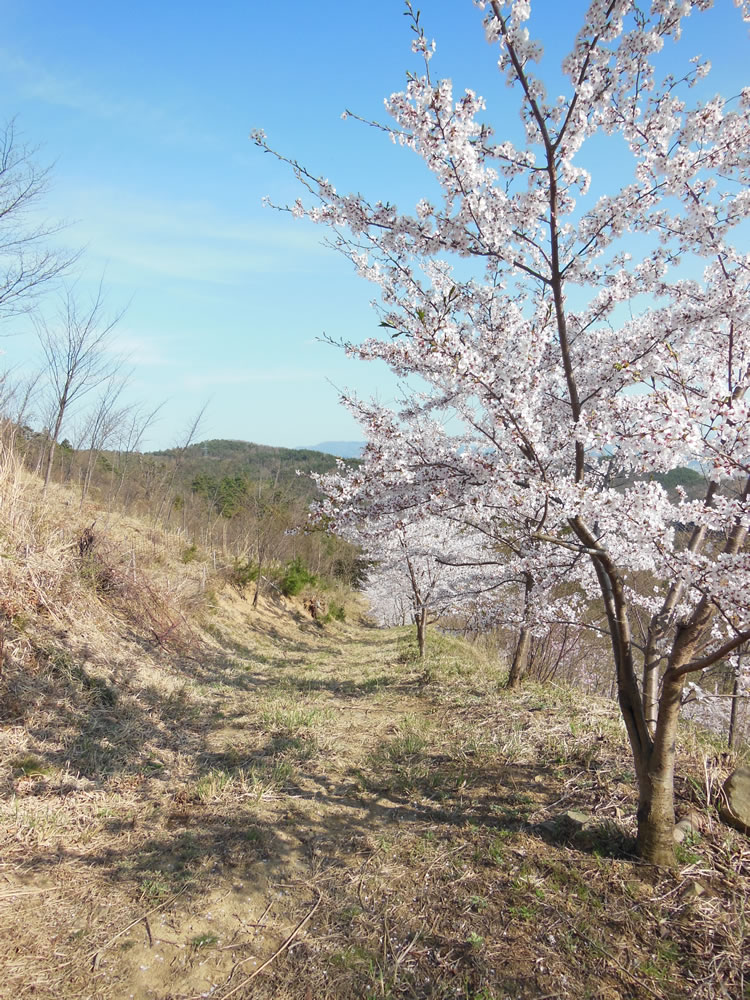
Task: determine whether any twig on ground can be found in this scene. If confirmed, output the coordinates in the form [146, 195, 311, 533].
[0, 886, 71, 900]
[218, 887, 322, 1000]
[394, 926, 422, 971]
[61, 880, 194, 972]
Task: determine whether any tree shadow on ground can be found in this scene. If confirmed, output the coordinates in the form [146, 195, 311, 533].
[270, 672, 417, 697]
[2, 621, 389, 788]
[4, 687, 646, 1000]
[327, 734, 638, 861]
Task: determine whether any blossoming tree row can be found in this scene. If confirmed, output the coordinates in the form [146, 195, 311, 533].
[258, 0, 750, 865]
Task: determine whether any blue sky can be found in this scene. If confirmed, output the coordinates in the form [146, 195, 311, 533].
[0, 1, 747, 449]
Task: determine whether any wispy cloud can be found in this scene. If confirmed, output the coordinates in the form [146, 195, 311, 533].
[108, 330, 181, 369]
[182, 368, 320, 388]
[59, 187, 331, 287]
[0, 48, 215, 147]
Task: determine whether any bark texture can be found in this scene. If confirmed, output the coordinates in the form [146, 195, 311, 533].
[507, 627, 530, 690]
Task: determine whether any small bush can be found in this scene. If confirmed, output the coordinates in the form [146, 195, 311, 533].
[181, 543, 199, 564]
[11, 755, 50, 777]
[322, 601, 346, 624]
[280, 557, 317, 597]
[228, 558, 258, 595]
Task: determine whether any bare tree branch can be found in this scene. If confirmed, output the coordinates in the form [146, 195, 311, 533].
[0, 119, 79, 320]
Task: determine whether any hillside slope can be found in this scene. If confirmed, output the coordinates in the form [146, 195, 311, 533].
[149, 438, 359, 493]
[0, 450, 748, 1000]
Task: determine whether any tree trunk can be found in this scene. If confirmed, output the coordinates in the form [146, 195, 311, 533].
[415, 608, 426, 658]
[633, 674, 682, 865]
[507, 627, 530, 689]
[728, 656, 742, 749]
[642, 483, 716, 737]
[632, 594, 719, 864]
[80, 451, 96, 505]
[573, 520, 677, 865]
[34, 437, 46, 476]
[507, 572, 534, 689]
[42, 437, 56, 489]
[43, 386, 69, 491]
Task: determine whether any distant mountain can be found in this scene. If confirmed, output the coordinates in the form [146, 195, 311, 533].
[306, 441, 366, 459]
[147, 439, 360, 496]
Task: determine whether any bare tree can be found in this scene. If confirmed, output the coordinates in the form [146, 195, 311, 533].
[36, 282, 125, 490]
[0, 366, 43, 452]
[110, 399, 165, 510]
[152, 402, 208, 525]
[74, 370, 132, 504]
[0, 119, 77, 321]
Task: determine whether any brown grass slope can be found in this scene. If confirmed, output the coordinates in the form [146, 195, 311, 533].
[0, 447, 748, 1000]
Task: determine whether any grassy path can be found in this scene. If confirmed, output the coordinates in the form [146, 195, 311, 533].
[1, 595, 747, 999]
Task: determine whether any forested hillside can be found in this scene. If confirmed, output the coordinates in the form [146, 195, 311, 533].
[150, 438, 359, 489]
[8, 427, 365, 601]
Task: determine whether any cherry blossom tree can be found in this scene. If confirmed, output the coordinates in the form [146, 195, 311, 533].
[362, 520, 454, 656]
[316, 423, 587, 681]
[257, 0, 750, 864]
[315, 478, 482, 655]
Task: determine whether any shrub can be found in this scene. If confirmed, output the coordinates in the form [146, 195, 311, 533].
[280, 557, 316, 597]
[228, 558, 258, 595]
[181, 543, 199, 564]
[323, 601, 346, 623]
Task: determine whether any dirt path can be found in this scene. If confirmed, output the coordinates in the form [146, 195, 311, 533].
[0, 601, 442, 999]
[1, 595, 747, 1000]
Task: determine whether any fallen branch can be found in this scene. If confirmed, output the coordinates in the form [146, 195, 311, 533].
[219, 887, 321, 999]
[59, 880, 194, 972]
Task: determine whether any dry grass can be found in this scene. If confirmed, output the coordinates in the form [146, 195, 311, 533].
[0, 442, 209, 662]
[1, 447, 749, 1000]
